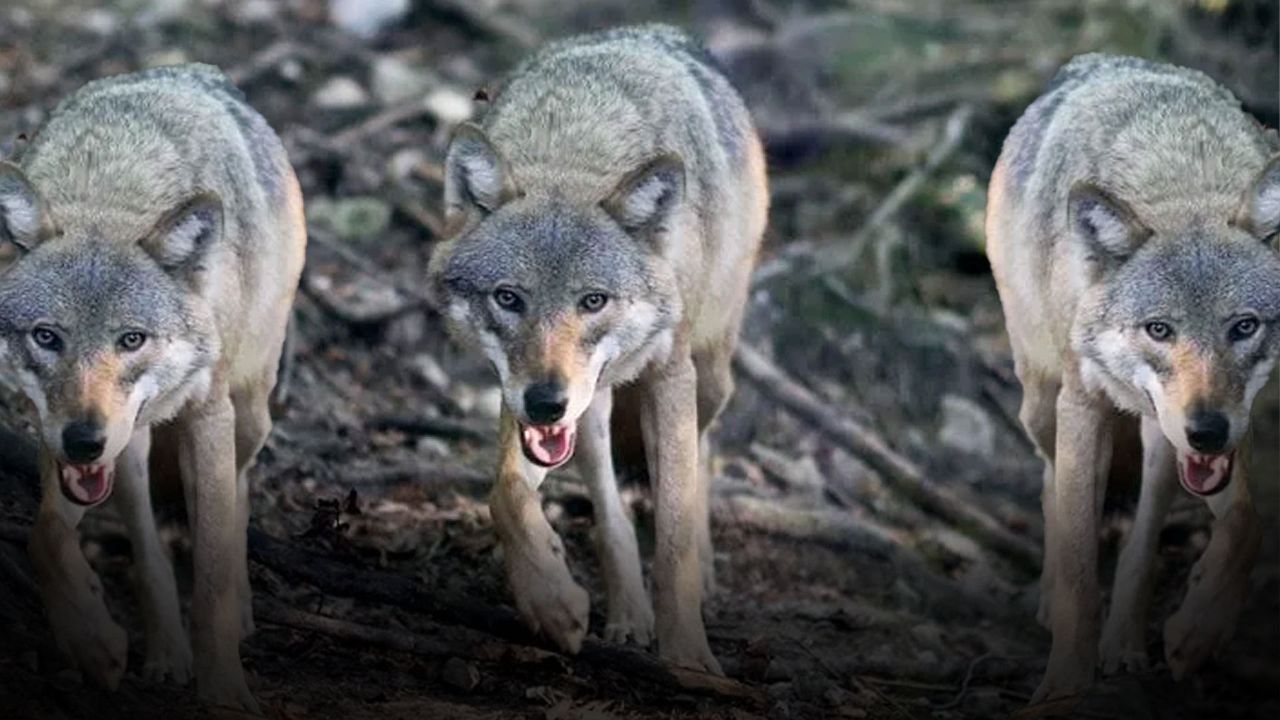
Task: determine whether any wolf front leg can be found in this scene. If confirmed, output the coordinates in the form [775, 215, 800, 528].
[1164, 436, 1261, 679]
[641, 352, 721, 675]
[1099, 415, 1177, 675]
[113, 428, 192, 684]
[178, 391, 257, 713]
[492, 405, 589, 653]
[576, 388, 654, 646]
[28, 449, 127, 690]
[1033, 376, 1111, 703]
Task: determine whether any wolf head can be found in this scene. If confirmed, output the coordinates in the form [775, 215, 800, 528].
[428, 124, 682, 469]
[0, 161, 219, 506]
[1073, 156, 1280, 497]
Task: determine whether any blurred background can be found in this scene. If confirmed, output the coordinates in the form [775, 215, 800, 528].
[0, 1, 1277, 718]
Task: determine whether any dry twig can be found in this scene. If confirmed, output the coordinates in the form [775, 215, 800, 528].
[732, 342, 1040, 571]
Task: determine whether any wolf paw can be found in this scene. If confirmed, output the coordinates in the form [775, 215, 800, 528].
[142, 632, 193, 685]
[508, 550, 589, 654]
[1164, 557, 1247, 680]
[50, 600, 128, 690]
[197, 665, 260, 714]
[1098, 625, 1149, 676]
[1030, 652, 1093, 705]
[1100, 635, 1152, 676]
[1164, 602, 1232, 680]
[659, 629, 723, 676]
[603, 593, 654, 646]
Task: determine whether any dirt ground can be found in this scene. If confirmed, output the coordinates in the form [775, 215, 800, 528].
[1, 1, 1278, 719]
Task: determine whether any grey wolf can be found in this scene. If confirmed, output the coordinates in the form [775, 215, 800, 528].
[986, 53, 1280, 702]
[0, 64, 306, 711]
[427, 25, 768, 673]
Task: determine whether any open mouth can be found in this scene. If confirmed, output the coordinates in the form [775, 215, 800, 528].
[58, 462, 116, 506]
[1176, 451, 1233, 497]
[520, 423, 577, 468]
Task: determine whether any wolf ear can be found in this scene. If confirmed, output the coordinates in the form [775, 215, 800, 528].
[140, 192, 222, 278]
[1233, 155, 1280, 243]
[1069, 182, 1152, 264]
[444, 123, 514, 220]
[602, 153, 685, 238]
[0, 161, 54, 251]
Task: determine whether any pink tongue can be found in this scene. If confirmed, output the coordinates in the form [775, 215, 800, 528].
[63, 465, 110, 504]
[1179, 453, 1231, 496]
[526, 426, 572, 466]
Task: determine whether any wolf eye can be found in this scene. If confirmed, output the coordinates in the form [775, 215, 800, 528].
[1145, 321, 1173, 342]
[118, 331, 147, 352]
[31, 326, 62, 352]
[579, 292, 609, 313]
[492, 287, 524, 313]
[1229, 317, 1260, 342]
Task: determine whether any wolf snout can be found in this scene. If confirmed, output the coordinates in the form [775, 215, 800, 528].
[62, 420, 107, 463]
[1185, 410, 1229, 454]
[524, 382, 568, 424]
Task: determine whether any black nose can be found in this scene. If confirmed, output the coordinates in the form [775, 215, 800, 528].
[62, 421, 105, 464]
[1186, 411, 1230, 454]
[524, 382, 567, 424]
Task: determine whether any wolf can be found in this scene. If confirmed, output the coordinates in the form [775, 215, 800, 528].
[0, 64, 306, 711]
[427, 25, 768, 673]
[986, 53, 1280, 702]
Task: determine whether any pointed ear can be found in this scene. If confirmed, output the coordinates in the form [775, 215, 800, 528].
[1233, 155, 1280, 242]
[601, 153, 684, 237]
[140, 192, 222, 278]
[443, 123, 515, 221]
[0, 161, 54, 251]
[1068, 181, 1152, 264]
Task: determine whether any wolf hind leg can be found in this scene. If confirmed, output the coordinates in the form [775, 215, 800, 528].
[576, 388, 653, 645]
[230, 381, 272, 641]
[1017, 373, 1059, 628]
[692, 343, 733, 597]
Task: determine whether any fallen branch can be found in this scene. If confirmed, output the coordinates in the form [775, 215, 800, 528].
[226, 40, 305, 86]
[369, 414, 491, 444]
[757, 111, 913, 153]
[421, 0, 539, 50]
[254, 600, 555, 664]
[303, 227, 435, 322]
[714, 493, 1007, 618]
[759, 105, 974, 288]
[341, 461, 489, 491]
[330, 97, 438, 148]
[732, 343, 1040, 572]
[247, 528, 765, 705]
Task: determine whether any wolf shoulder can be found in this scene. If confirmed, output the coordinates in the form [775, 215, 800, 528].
[997, 54, 1270, 209]
[26, 64, 292, 211]
[486, 24, 756, 175]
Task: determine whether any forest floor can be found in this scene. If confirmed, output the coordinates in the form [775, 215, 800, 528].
[1, 1, 1278, 719]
